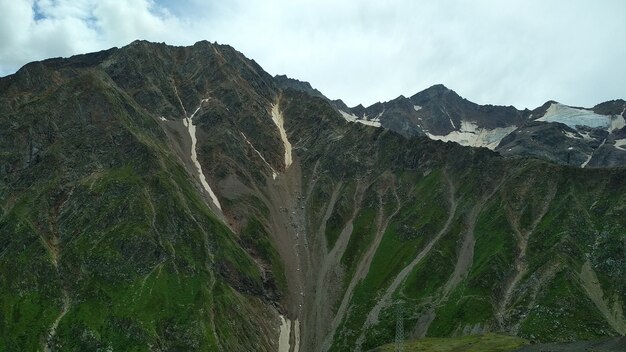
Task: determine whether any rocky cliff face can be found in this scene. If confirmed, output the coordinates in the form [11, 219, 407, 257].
[302, 79, 626, 169]
[1, 41, 624, 352]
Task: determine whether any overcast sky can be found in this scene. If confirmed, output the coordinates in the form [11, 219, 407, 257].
[1, 0, 625, 109]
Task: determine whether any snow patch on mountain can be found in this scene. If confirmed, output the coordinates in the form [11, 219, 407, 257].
[278, 315, 291, 352]
[241, 132, 278, 179]
[426, 120, 517, 150]
[339, 110, 382, 127]
[293, 319, 300, 352]
[339, 110, 358, 122]
[537, 103, 625, 132]
[271, 102, 293, 168]
[563, 130, 581, 139]
[581, 153, 593, 168]
[441, 106, 456, 129]
[184, 99, 222, 211]
[413, 105, 422, 111]
[614, 139, 626, 151]
[610, 114, 626, 131]
[582, 138, 607, 168]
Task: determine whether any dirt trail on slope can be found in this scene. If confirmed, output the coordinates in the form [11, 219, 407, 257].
[321, 178, 403, 351]
[305, 182, 366, 351]
[442, 175, 509, 299]
[44, 289, 70, 352]
[215, 97, 306, 351]
[355, 172, 458, 347]
[441, 203, 481, 297]
[578, 260, 626, 335]
[42, 189, 73, 352]
[443, 197, 494, 299]
[306, 181, 345, 350]
[410, 174, 508, 338]
[261, 98, 311, 352]
[508, 261, 561, 334]
[262, 152, 308, 352]
[496, 182, 557, 329]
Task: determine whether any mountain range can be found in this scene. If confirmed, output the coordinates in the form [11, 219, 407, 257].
[0, 40, 624, 352]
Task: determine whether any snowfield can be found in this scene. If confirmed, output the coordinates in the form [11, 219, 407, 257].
[426, 120, 518, 150]
[614, 139, 626, 151]
[339, 110, 382, 127]
[537, 103, 625, 132]
[271, 103, 293, 168]
[184, 99, 222, 211]
[278, 316, 291, 352]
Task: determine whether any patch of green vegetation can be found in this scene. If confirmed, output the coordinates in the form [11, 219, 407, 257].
[325, 181, 356, 249]
[401, 219, 461, 301]
[465, 198, 515, 296]
[239, 217, 287, 292]
[362, 224, 423, 292]
[355, 170, 449, 295]
[1, 131, 269, 350]
[0, 290, 59, 351]
[54, 266, 217, 351]
[368, 333, 528, 352]
[329, 281, 377, 350]
[332, 172, 462, 350]
[519, 269, 617, 342]
[307, 174, 335, 228]
[0, 189, 65, 350]
[212, 281, 278, 351]
[340, 206, 377, 280]
[429, 289, 494, 337]
[527, 189, 590, 276]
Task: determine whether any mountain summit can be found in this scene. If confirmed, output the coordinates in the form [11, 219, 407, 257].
[1, 41, 624, 351]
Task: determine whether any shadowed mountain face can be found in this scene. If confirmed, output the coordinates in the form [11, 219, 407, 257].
[0, 41, 624, 352]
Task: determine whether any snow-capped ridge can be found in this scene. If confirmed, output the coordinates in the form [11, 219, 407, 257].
[537, 103, 625, 132]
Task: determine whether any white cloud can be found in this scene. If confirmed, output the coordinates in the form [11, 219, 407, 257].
[0, 0, 189, 75]
[0, 0, 625, 110]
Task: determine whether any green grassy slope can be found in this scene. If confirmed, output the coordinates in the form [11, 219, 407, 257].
[280, 90, 625, 351]
[0, 63, 279, 350]
[368, 333, 528, 352]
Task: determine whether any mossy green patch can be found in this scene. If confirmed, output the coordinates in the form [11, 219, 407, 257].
[368, 333, 528, 352]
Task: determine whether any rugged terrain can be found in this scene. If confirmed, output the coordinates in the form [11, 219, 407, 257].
[285, 78, 626, 168]
[0, 41, 624, 351]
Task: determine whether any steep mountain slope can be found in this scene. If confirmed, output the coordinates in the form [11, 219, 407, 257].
[0, 41, 624, 352]
[277, 92, 625, 350]
[0, 41, 285, 351]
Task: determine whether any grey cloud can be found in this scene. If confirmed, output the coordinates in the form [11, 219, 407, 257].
[0, 0, 624, 109]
